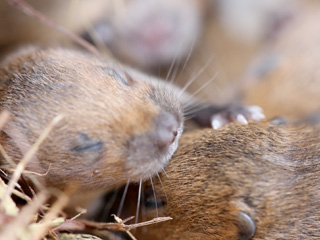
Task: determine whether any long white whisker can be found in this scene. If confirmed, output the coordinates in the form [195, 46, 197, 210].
[117, 178, 130, 216]
[175, 32, 198, 83]
[165, 49, 179, 82]
[169, 62, 180, 84]
[183, 100, 207, 113]
[183, 72, 219, 103]
[141, 182, 146, 226]
[177, 57, 214, 99]
[149, 175, 158, 218]
[135, 178, 142, 224]
[161, 166, 169, 179]
[181, 98, 202, 111]
[184, 103, 214, 117]
[167, 39, 183, 83]
[183, 115, 195, 121]
[156, 172, 168, 204]
[100, 188, 119, 221]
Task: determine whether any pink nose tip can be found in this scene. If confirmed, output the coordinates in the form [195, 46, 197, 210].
[152, 111, 179, 149]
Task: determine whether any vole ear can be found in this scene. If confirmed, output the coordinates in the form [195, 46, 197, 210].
[237, 212, 256, 240]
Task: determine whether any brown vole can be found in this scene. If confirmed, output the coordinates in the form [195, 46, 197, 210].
[81, 0, 208, 70]
[118, 121, 320, 239]
[1, 0, 208, 71]
[0, 47, 184, 203]
[0, 47, 264, 208]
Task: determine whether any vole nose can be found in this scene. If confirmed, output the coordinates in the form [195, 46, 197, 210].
[153, 111, 179, 149]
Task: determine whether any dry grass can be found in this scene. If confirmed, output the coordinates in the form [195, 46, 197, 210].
[1, 1, 173, 238]
[0, 111, 172, 240]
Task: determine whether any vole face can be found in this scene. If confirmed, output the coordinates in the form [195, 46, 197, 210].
[83, 0, 205, 69]
[0, 48, 183, 192]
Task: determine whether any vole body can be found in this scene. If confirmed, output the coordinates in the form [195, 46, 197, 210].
[128, 122, 320, 239]
[0, 46, 264, 211]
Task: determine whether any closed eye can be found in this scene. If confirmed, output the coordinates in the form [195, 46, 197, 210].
[108, 70, 134, 86]
[71, 132, 104, 153]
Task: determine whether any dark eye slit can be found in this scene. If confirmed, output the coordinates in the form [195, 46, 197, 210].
[72, 133, 104, 153]
[108, 70, 129, 86]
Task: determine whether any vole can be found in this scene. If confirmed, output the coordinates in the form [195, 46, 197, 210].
[244, 1, 320, 121]
[0, 47, 183, 206]
[122, 121, 320, 239]
[0, 47, 263, 208]
[81, 0, 208, 70]
[1, 0, 208, 71]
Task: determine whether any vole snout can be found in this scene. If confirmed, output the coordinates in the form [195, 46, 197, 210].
[152, 111, 179, 148]
[127, 109, 182, 180]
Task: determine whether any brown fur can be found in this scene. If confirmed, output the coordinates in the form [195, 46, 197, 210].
[127, 122, 320, 239]
[0, 47, 183, 207]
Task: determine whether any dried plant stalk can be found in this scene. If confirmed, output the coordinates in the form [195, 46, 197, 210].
[6, 0, 100, 56]
[0, 115, 63, 209]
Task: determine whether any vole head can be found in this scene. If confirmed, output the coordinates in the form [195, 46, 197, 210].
[82, 0, 207, 69]
[0, 47, 183, 193]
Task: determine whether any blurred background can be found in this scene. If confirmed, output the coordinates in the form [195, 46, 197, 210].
[1, 0, 320, 121]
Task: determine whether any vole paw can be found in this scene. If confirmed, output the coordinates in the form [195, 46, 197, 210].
[211, 105, 265, 130]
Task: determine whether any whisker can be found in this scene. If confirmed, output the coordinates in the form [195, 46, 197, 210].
[149, 175, 158, 218]
[183, 115, 196, 121]
[156, 173, 168, 204]
[117, 178, 130, 217]
[141, 182, 146, 230]
[100, 188, 119, 222]
[166, 41, 182, 82]
[165, 54, 178, 82]
[161, 166, 169, 179]
[183, 72, 219, 103]
[181, 99, 202, 112]
[135, 178, 142, 224]
[183, 102, 213, 117]
[169, 62, 180, 84]
[174, 34, 198, 86]
[183, 100, 207, 113]
[183, 100, 211, 117]
[177, 57, 214, 99]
